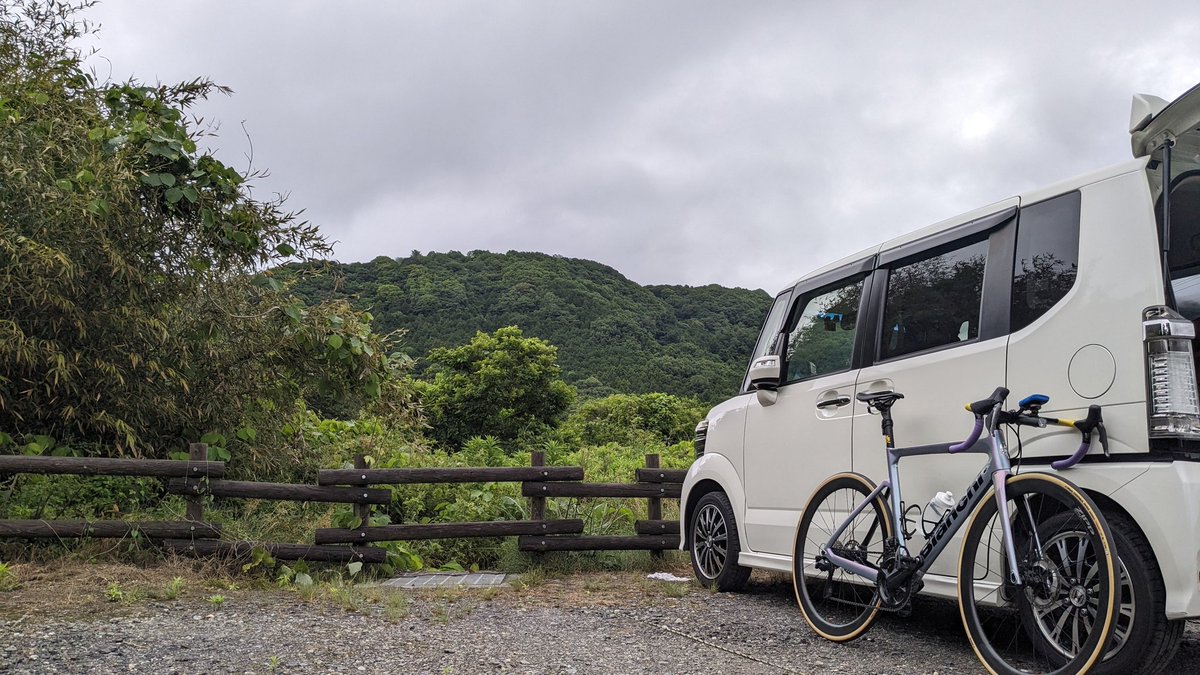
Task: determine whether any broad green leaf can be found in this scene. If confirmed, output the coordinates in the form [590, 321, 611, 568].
[141, 173, 162, 187]
[159, 173, 176, 187]
[200, 432, 225, 445]
[33, 434, 55, 449]
[294, 572, 313, 587]
[164, 187, 183, 203]
[87, 127, 106, 141]
[326, 335, 343, 349]
[275, 243, 296, 257]
[55, 179, 73, 192]
[75, 169, 95, 184]
[283, 305, 302, 322]
[181, 186, 198, 203]
[346, 561, 363, 577]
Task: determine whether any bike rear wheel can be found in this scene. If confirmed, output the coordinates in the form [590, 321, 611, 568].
[793, 472, 892, 642]
[958, 472, 1118, 675]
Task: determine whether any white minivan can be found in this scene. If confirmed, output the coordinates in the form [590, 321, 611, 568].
[680, 82, 1200, 674]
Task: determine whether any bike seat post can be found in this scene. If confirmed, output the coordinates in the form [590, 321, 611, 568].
[878, 403, 896, 449]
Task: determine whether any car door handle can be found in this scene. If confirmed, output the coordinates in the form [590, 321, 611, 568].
[816, 396, 852, 409]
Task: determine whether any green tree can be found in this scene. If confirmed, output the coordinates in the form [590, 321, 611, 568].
[0, 3, 410, 468]
[561, 392, 707, 447]
[419, 327, 575, 450]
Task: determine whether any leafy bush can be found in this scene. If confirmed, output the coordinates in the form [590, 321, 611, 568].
[559, 393, 706, 448]
[417, 327, 575, 450]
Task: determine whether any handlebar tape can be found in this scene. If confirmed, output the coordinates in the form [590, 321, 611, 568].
[1052, 441, 1091, 470]
[949, 418, 985, 453]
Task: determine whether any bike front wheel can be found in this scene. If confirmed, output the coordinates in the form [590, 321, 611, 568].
[793, 472, 892, 642]
[958, 472, 1118, 675]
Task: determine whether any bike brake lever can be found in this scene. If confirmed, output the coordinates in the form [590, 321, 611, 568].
[1098, 421, 1109, 457]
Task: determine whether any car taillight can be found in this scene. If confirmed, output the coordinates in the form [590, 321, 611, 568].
[1144, 305, 1200, 439]
[694, 419, 708, 458]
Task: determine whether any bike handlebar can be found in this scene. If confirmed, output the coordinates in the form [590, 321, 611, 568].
[1051, 440, 1092, 470]
[948, 418, 984, 453]
[1049, 405, 1105, 470]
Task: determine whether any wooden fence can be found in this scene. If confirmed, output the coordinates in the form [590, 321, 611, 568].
[0, 446, 686, 564]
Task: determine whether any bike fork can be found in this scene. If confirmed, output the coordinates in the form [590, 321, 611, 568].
[989, 429, 1024, 586]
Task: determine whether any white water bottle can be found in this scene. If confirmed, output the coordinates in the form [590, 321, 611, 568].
[921, 491, 956, 537]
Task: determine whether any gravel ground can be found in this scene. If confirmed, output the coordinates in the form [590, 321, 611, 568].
[2, 573, 1199, 674]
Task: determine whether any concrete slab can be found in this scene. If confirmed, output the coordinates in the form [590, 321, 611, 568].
[380, 572, 512, 589]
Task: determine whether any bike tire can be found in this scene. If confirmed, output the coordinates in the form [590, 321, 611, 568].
[958, 472, 1118, 675]
[793, 472, 892, 642]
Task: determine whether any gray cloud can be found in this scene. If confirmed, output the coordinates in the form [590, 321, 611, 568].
[84, 1, 1200, 292]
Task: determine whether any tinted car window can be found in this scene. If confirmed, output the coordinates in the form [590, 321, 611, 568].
[1164, 173, 1200, 320]
[1012, 191, 1081, 332]
[785, 278, 864, 382]
[743, 290, 792, 391]
[880, 238, 988, 360]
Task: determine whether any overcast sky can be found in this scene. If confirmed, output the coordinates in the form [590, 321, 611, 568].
[83, 1, 1199, 292]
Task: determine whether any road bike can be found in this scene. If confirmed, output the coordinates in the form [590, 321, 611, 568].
[793, 387, 1118, 675]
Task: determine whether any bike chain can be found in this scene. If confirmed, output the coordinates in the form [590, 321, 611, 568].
[658, 623, 803, 674]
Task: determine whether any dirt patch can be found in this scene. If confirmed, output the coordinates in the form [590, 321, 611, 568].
[0, 555, 240, 621]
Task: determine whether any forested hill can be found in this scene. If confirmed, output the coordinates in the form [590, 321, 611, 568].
[286, 251, 773, 403]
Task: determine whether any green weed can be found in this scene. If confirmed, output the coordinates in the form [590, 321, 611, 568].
[0, 562, 18, 591]
[163, 576, 186, 600]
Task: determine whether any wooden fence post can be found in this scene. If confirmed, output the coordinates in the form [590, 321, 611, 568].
[186, 443, 207, 522]
[646, 453, 662, 561]
[529, 450, 546, 521]
[354, 454, 372, 530]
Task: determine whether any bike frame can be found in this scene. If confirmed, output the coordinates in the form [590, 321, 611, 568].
[822, 406, 1030, 588]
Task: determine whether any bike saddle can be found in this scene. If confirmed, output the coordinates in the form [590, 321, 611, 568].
[856, 391, 904, 409]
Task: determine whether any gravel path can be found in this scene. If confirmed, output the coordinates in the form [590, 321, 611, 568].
[2, 575, 1199, 674]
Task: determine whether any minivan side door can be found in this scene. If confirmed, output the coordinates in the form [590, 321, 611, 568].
[742, 260, 873, 556]
[851, 203, 1018, 579]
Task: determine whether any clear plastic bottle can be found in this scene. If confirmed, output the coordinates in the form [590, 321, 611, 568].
[921, 491, 956, 537]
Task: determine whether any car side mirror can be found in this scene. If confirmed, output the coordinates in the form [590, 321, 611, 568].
[748, 354, 783, 392]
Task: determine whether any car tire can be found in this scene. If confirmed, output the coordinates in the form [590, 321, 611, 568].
[1092, 511, 1184, 675]
[689, 491, 752, 591]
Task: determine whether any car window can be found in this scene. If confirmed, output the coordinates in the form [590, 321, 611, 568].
[743, 289, 792, 391]
[880, 238, 988, 360]
[1012, 192, 1081, 332]
[785, 278, 864, 382]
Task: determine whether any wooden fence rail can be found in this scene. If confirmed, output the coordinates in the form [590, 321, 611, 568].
[1, 447, 687, 562]
[317, 466, 584, 485]
[0, 520, 221, 539]
[166, 478, 392, 505]
[0, 455, 225, 478]
[314, 519, 585, 545]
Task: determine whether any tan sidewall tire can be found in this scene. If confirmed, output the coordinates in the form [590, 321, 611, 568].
[793, 471, 893, 643]
[956, 472, 1117, 675]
